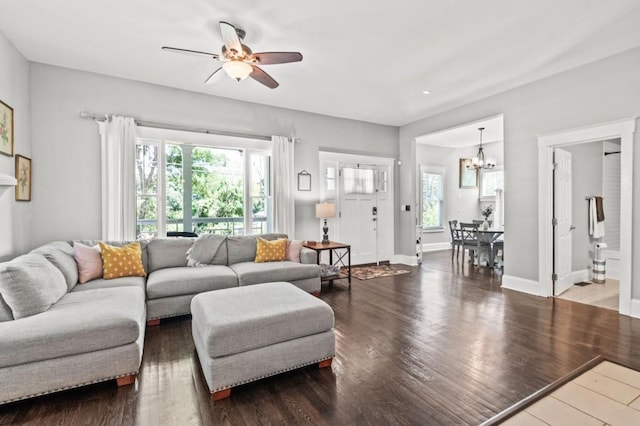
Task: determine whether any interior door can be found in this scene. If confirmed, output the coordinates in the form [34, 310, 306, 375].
[553, 148, 573, 295]
[339, 164, 377, 265]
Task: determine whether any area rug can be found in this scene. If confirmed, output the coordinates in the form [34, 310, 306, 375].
[481, 356, 640, 425]
[341, 264, 411, 280]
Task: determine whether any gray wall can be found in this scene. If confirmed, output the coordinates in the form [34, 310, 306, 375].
[399, 45, 640, 293]
[416, 141, 503, 245]
[29, 63, 398, 249]
[564, 142, 603, 272]
[0, 31, 31, 260]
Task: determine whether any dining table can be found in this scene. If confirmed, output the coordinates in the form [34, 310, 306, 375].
[477, 227, 504, 267]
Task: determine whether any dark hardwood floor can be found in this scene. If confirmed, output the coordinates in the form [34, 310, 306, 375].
[2, 250, 640, 425]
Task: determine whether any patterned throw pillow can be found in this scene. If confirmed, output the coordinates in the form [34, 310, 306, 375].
[99, 242, 147, 280]
[254, 238, 287, 263]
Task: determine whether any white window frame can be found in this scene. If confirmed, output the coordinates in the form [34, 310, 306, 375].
[419, 165, 445, 231]
[136, 127, 271, 238]
[479, 165, 504, 201]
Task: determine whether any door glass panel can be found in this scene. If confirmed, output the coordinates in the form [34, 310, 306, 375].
[343, 167, 375, 194]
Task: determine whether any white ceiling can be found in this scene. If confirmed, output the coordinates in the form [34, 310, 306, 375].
[1, 1, 640, 127]
[416, 115, 503, 148]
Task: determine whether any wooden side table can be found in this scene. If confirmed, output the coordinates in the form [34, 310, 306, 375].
[303, 241, 351, 288]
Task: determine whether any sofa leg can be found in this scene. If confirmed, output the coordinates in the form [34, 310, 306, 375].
[318, 358, 333, 368]
[147, 319, 161, 326]
[212, 388, 231, 401]
[116, 374, 136, 386]
[311, 291, 321, 297]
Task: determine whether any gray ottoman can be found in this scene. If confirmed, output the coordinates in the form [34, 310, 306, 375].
[191, 281, 335, 401]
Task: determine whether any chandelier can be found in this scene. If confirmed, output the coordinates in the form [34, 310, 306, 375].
[466, 127, 496, 170]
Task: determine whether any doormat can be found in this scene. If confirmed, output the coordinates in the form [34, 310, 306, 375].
[480, 356, 640, 425]
[341, 265, 411, 280]
[574, 281, 592, 286]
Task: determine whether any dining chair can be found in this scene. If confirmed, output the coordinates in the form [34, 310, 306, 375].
[459, 222, 491, 266]
[472, 219, 484, 225]
[448, 220, 462, 261]
[167, 231, 199, 237]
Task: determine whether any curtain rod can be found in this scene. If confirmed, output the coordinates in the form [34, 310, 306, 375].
[79, 111, 297, 143]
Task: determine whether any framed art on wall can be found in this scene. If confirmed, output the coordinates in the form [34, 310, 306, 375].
[15, 154, 31, 201]
[298, 170, 311, 191]
[0, 99, 13, 157]
[459, 158, 478, 188]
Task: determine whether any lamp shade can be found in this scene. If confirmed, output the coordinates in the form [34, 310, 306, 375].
[223, 61, 253, 81]
[315, 202, 336, 219]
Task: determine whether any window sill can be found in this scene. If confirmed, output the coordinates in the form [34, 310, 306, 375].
[422, 227, 445, 233]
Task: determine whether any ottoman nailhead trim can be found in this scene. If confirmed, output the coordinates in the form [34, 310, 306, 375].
[210, 356, 335, 393]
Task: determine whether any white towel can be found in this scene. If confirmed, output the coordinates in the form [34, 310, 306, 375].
[589, 197, 605, 239]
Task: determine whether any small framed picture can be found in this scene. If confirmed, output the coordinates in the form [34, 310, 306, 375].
[298, 170, 311, 191]
[15, 154, 31, 201]
[459, 158, 478, 188]
[0, 99, 13, 157]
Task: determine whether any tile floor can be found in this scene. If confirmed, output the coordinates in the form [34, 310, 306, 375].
[503, 361, 640, 425]
[557, 279, 619, 311]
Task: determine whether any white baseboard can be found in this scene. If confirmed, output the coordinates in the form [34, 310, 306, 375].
[391, 254, 419, 266]
[422, 242, 450, 252]
[629, 299, 640, 319]
[570, 269, 589, 283]
[502, 275, 548, 297]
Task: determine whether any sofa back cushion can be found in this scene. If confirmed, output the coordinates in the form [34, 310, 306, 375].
[0, 294, 13, 322]
[147, 238, 195, 273]
[31, 243, 79, 291]
[0, 254, 67, 319]
[186, 234, 228, 266]
[226, 233, 287, 265]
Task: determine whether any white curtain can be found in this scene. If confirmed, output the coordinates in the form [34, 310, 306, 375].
[98, 116, 138, 240]
[272, 135, 295, 237]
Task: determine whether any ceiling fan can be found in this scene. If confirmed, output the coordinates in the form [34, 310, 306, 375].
[162, 21, 303, 89]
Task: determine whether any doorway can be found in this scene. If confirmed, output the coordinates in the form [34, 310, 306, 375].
[319, 152, 395, 266]
[537, 119, 635, 315]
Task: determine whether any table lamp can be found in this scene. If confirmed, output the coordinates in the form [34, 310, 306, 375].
[315, 202, 336, 244]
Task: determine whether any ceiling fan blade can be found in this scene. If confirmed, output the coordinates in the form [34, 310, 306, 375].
[162, 46, 219, 60]
[250, 66, 279, 89]
[205, 67, 223, 84]
[219, 21, 242, 53]
[253, 52, 303, 65]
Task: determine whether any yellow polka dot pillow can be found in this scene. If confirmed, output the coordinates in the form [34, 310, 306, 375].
[254, 238, 288, 263]
[99, 242, 147, 280]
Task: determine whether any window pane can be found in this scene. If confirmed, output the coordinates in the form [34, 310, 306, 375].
[136, 144, 158, 194]
[192, 147, 244, 235]
[252, 198, 267, 234]
[422, 172, 443, 227]
[343, 167, 375, 194]
[166, 144, 184, 231]
[481, 170, 504, 197]
[137, 196, 157, 239]
[250, 154, 269, 197]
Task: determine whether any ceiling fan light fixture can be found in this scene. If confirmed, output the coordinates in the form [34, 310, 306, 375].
[223, 61, 253, 81]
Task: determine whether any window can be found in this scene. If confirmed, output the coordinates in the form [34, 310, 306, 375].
[136, 135, 272, 239]
[480, 167, 504, 199]
[421, 166, 445, 229]
[342, 166, 375, 194]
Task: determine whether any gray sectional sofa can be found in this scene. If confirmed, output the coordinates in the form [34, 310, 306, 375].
[0, 233, 320, 404]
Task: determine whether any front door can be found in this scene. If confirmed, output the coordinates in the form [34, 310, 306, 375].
[553, 148, 573, 296]
[338, 163, 393, 265]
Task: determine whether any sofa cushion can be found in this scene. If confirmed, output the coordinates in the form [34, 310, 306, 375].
[0, 287, 145, 368]
[286, 240, 304, 263]
[226, 233, 287, 265]
[230, 261, 321, 286]
[186, 234, 228, 266]
[0, 254, 67, 319]
[254, 238, 287, 263]
[31, 245, 79, 291]
[100, 242, 146, 280]
[71, 276, 146, 293]
[147, 238, 195, 272]
[0, 295, 12, 322]
[146, 266, 238, 299]
[73, 242, 103, 283]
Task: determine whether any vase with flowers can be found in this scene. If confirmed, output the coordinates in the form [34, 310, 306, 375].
[481, 205, 493, 230]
